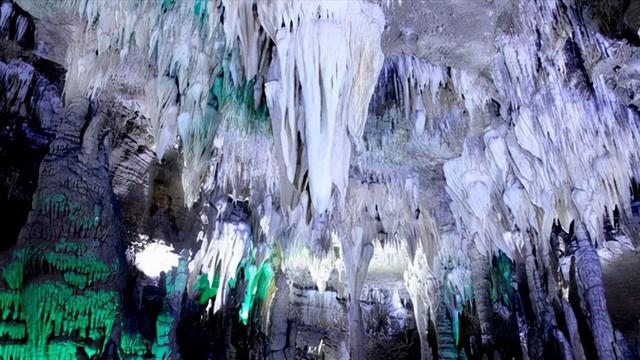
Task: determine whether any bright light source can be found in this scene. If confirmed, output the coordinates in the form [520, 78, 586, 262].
[134, 240, 181, 278]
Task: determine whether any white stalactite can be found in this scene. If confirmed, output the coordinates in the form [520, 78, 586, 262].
[260, 0, 385, 214]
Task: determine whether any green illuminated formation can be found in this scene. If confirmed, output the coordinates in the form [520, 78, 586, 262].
[22, 282, 118, 344]
[0, 340, 99, 360]
[238, 259, 275, 325]
[0, 98, 125, 359]
[40, 193, 102, 232]
[442, 270, 473, 348]
[209, 55, 270, 133]
[120, 331, 151, 358]
[55, 238, 89, 255]
[63, 272, 88, 290]
[194, 273, 219, 305]
[0, 290, 20, 321]
[490, 251, 513, 308]
[161, 0, 176, 12]
[2, 251, 25, 291]
[152, 310, 173, 359]
[153, 253, 189, 359]
[0, 321, 25, 340]
[46, 250, 116, 287]
[0, 253, 120, 358]
[179, 51, 272, 205]
[191, 240, 278, 328]
[180, 51, 271, 166]
[0, 273, 119, 359]
[193, 0, 209, 25]
[227, 245, 277, 326]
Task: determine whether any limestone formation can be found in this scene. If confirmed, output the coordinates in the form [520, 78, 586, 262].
[1, 0, 640, 358]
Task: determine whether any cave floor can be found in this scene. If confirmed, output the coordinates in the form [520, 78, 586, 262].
[602, 249, 640, 336]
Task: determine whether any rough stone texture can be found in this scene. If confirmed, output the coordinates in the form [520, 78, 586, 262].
[574, 223, 616, 359]
[0, 56, 63, 251]
[0, 97, 126, 357]
[380, 0, 511, 72]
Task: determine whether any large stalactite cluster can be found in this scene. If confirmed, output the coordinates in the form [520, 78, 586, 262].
[2, 0, 640, 359]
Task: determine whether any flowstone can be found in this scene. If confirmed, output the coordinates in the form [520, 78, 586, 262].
[0, 98, 125, 359]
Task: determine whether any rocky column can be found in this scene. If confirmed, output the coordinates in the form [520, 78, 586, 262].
[574, 223, 616, 359]
[0, 97, 126, 358]
[341, 227, 374, 360]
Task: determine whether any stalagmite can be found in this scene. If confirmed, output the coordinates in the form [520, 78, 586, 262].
[152, 251, 189, 358]
[470, 243, 494, 348]
[523, 230, 574, 359]
[404, 245, 437, 360]
[0, 98, 124, 358]
[267, 271, 293, 360]
[341, 228, 374, 360]
[574, 223, 616, 359]
[562, 298, 587, 360]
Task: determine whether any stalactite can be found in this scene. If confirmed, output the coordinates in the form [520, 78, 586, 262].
[181, 55, 271, 206]
[188, 212, 249, 315]
[260, 0, 385, 214]
[119, 330, 151, 357]
[238, 252, 276, 325]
